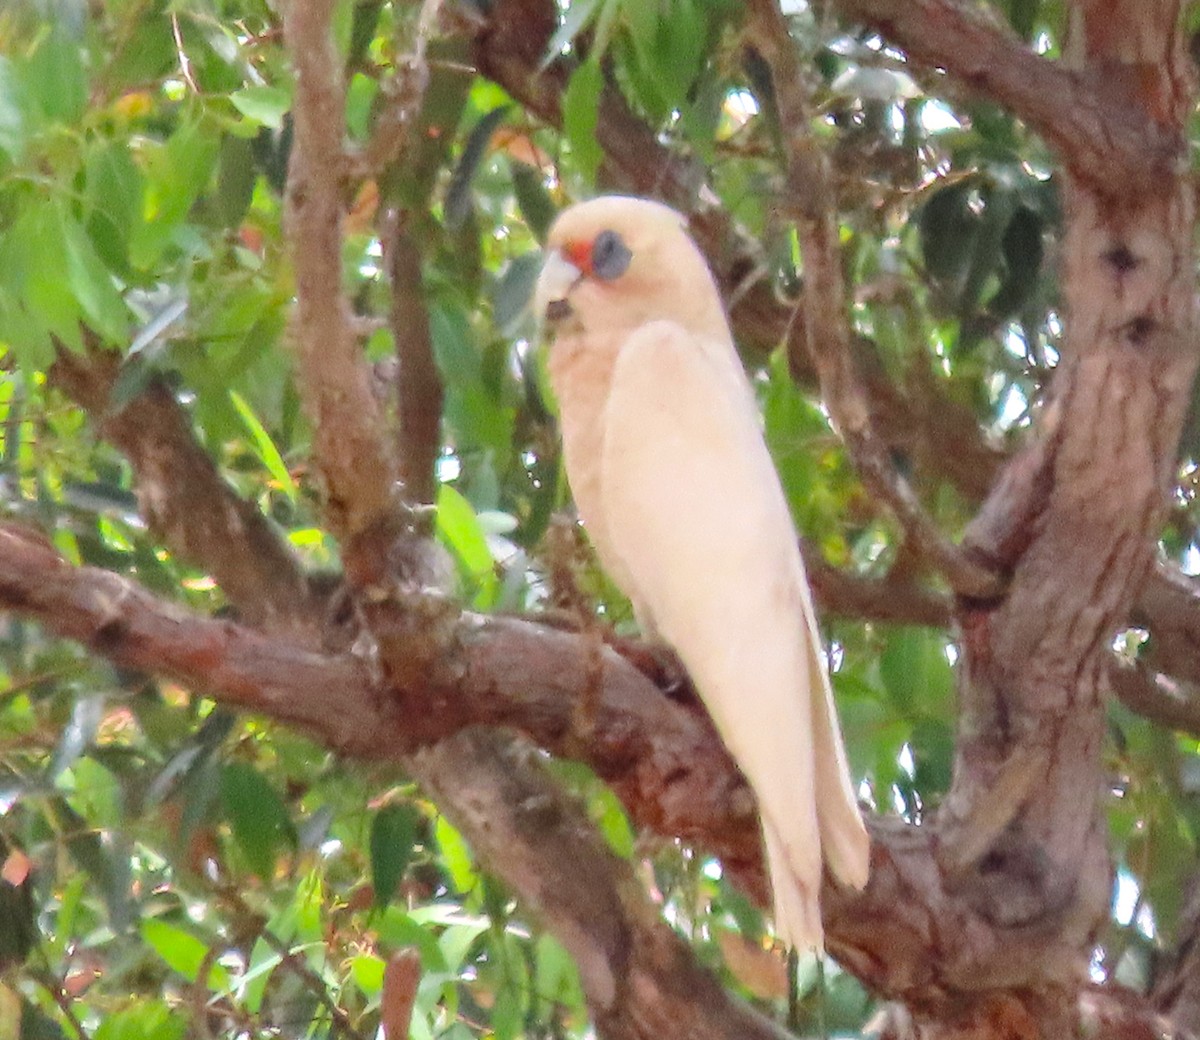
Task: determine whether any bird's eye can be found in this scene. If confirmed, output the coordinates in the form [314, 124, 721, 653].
[591, 230, 632, 281]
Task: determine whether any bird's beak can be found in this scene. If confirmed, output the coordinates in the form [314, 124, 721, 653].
[535, 248, 583, 324]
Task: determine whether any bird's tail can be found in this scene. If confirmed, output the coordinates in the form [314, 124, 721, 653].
[805, 613, 872, 891]
[763, 820, 823, 951]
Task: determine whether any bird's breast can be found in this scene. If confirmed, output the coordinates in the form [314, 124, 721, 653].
[547, 328, 638, 593]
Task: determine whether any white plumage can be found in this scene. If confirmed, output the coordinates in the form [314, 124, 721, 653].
[536, 196, 869, 950]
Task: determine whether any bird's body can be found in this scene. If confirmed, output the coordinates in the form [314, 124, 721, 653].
[535, 196, 869, 950]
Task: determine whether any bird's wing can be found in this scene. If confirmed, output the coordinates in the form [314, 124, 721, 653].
[598, 320, 868, 946]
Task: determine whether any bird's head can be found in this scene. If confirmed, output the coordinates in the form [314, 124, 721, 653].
[535, 196, 727, 340]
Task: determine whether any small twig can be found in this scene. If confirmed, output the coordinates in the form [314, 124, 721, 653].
[799, 539, 952, 627]
[350, 0, 443, 177]
[382, 212, 443, 508]
[257, 928, 365, 1038]
[745, 0, 1003, 600]
[381, 949, 422, 1040]
[209, 882, 366, 1040]
[1110, 659, 1200, 740]
[29, 968, 90, 1040]
[843, 426, 1003, 599]
[170, 13, 200, 95]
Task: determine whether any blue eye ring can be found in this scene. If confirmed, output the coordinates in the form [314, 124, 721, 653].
[591, 229, 632, 281]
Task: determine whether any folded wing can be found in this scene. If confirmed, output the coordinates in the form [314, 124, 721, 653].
[598, 319, 869, 948]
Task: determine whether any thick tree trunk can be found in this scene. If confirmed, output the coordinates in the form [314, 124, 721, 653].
[913, 1, 1196, 1033]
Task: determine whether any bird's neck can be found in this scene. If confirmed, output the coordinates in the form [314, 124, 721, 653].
[547, 326, 622, 426]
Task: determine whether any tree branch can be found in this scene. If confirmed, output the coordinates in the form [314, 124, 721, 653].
[0, 524, 371, 747]
[0, 9, 998, 1033]
[29, 3, 1200, 1035]
[0, 522, 757, 863]
[49, 346, 321, 633]
[801, 542, 951, 627]
[1133, 563, 1200, 688]
[743, 0, 1002, 601]
[0, 520, 948, 1005]
[383, 217, 443, 508]
[1110, 660, 1200, 740]
[830, 0, 1179, 198]
[0, 521, 1184, 1034]
[414, 729, 793, 1040]
[283, 0, 397, 545]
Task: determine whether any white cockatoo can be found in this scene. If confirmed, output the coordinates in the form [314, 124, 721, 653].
[534, 195, 870, 951]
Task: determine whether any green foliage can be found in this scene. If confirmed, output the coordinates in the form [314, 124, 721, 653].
[0, 0, 1186, 1036]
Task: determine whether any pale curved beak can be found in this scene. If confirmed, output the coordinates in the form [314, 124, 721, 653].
[534, 248, 583, 324]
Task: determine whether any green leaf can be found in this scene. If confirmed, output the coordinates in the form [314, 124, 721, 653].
[987, 205, 1044, 319]
[48, 797, 133, 930]
[0, 844, 35, 972]
[590, 0, 623, 56]
[45, 874, 86, 961]
[4, 203, 83, 350]
[0, 288, 53, 372]
[436, 484, 499, 609]
[910, 718, 954, 797]
[918, 182, 980, 293]
[229, 85, 292, 129]
[626, 0, 705, 117]
[435, 815, 477, 895]
[130, 118, 221, 269]
[1007, 0, 1039, 40]
[511, 163, 555, 243]
[61, 209, 129, 341]
[252, 120, 293, 196]
[445, 106, 510, 231]
[0, 58, 26, 162]
[219, 761, 296, 879]
[346, 71, 379, 140]
[22, 28, 87, 126]
[179, 755, 222, 850]
[591, 786, 635, 858]
[350, 953, 386, 997]
[228, 390, 298, 503]
[761, 351, 834, 531]
[347, 1, 384, 69]
[492, 252, 542, 336]
[48, 694, 104, 780]
[374, 908, 448, 970]
[213, 134, 257, 228]
[371, 803, 419, 909]
[140, 919, 231, 989]
[493, 980, 524, 1040]
[438, 919, 489, 971]
[430, 302, 514, 457]
[239, 938, 282, 1014]
[94, 1002, 187, 1040]
[879, 628, 955, 719]
[18, 999, 68, 1040]
[957, 184, 1016, 318]
[85, 139, 143, 270]
[534, 934, 583, 1010]
[562, 60, 604, 185]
